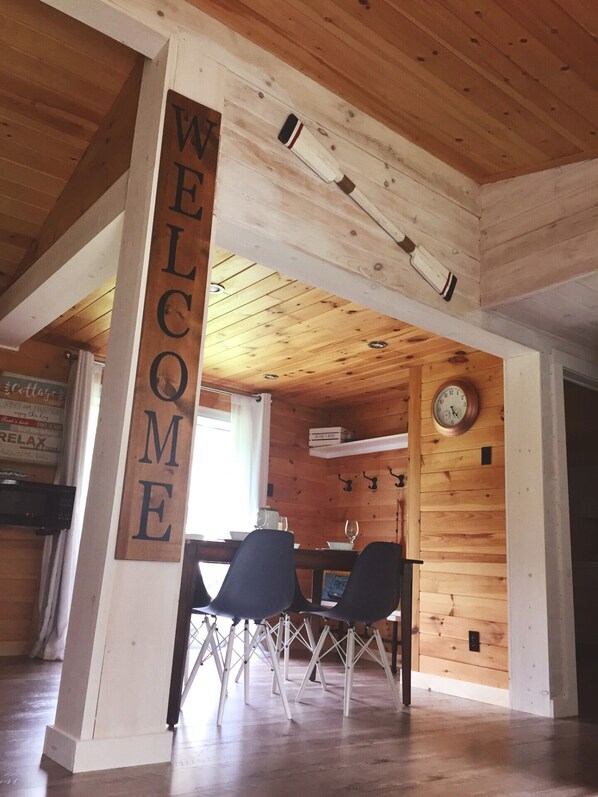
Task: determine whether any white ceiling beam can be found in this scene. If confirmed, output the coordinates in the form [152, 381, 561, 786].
[0, 175, 127, 350]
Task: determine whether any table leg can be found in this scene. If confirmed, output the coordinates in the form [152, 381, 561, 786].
[167, 546, 197, 727]
[400, 562, 413, 706]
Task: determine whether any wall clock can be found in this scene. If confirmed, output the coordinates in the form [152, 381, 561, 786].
[431, 378, 479, 437]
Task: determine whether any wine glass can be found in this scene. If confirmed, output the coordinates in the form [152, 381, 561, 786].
[278, 516, 289, 531]
[344, 519, 359, 545]
[255, 508, 268, 528]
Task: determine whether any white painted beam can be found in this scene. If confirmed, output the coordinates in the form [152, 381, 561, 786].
[0, 175, 127, 350]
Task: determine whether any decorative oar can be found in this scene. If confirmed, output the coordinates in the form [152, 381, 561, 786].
[278, 113, 457, 301]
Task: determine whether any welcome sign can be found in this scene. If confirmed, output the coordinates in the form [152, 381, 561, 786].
[115, 92, 221, 562]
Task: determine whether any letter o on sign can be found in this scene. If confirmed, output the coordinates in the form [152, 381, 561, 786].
[149, 351, 188, 402]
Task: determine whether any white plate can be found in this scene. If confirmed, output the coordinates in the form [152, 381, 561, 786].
[229, 531, 250, 541]
[327, 541, 353, 550]
[186, 533, 204, 541]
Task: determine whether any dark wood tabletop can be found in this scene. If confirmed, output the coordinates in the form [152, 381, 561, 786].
[167, 538, 421, 726]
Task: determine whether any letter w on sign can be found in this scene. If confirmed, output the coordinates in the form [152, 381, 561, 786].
[115, 92, 221, 562]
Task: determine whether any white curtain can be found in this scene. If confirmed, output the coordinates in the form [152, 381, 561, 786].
[229, 392, 271, 530]
[31, 351, 101, 660]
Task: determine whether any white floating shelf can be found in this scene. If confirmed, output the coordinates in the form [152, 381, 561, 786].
[309, 433, 408, 458]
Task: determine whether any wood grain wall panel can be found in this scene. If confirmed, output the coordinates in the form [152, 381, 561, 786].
[416, 351, 507, 688]
[481, 158, 598, 322]
[0, 340, 70, 656]
[267, 399, 329, 552]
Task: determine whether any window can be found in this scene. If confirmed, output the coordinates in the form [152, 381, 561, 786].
[185, 410, 232, 540]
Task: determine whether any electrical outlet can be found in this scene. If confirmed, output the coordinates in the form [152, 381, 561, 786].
[468, 630, 480, 652]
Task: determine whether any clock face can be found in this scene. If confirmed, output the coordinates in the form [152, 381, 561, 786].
[433, 386, 468, 427]
[431, 379, 479, 436]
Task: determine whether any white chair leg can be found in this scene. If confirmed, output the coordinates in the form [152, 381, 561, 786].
[216, 624, 236, 726]
[263, 622, 292, 720]
[272, 616, 284, 695]
[296, 625, 330, 703]
[343, 627, 356, 717]
[209, 620, 224, 681]
[283, 613, 292, 680]
[243, 620, 251, 705]
[374, 629, 401, 712]
[304, 619, 328, 690]
[181, 620, 217, 706]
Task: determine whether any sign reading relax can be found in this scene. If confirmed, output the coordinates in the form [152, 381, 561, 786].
[115, 92, 220, 561]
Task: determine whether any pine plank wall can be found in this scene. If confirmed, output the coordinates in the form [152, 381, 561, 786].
[0, 341, 70, 655]
[1, 342, 508, 693]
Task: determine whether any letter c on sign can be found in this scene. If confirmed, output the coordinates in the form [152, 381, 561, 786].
[157, 289, 191, 338]
[149, 351, 188, 402]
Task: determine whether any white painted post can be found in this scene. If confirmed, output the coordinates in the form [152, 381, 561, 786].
[504, 351, 578, 717]
[43, 42, 179, 773]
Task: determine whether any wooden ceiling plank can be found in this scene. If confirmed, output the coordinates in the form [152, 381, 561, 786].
[206, 271, 295, 321]
[49, 290, 116, 339]
[498, 0, 598, 93]
[194, 0, 504, 177]
[439, 0, 598, 132]
[263, 0, 543, 169]
[0, 176, 55, 213]
[0, 225, 33, 253]
[40, 279, 116, 334]
[315, 0, 574, 161]
[0, 137, 74, 182]
[3, 0, 137, 78]
[0, 47, 116, 123]
[0, 111, 86, 165]
[13, 57, 142, 283]
[0, 10, 134, 94]
[0, 195, 47, 227]
[392, 0, 597, 151]
[0, 84, 96, 142]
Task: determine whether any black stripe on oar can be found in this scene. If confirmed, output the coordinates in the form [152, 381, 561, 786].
[278, 114, 300, 146]
[442, 273, 457, 301]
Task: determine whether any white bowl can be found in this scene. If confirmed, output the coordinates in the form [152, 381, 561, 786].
[294, 543, 300, 549]
[186, 533, 204, 541]
[229, 531, 250, 541]
[327, 541, 353, 551]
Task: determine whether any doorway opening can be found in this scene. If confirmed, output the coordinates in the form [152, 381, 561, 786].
[564, 379, 598, 721]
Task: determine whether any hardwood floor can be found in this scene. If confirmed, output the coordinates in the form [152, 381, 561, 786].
[1, 655, 598, 796]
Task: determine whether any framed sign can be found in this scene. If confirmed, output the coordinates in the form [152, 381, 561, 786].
[0, 372, 67, 466]
[115, 92, 221, 562]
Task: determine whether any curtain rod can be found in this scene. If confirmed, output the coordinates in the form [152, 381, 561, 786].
[201, 384, 262, 400]
[65, 352, 259, 399]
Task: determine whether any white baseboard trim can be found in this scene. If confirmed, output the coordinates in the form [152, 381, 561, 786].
[43, 724, 173, 773]
[411, 671, 510, 708]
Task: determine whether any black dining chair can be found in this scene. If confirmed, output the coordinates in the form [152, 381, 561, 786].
[180, 566, 225, 707]
[295, 541, 402, 716]
[196, 529, 296, 725]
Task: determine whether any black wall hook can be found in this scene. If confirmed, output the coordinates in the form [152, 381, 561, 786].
[338, 474, 352, 492]
[388, 467, 405, 488]
[362, 471, 378, 490]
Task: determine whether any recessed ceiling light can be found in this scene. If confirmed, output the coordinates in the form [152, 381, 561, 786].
[368, 340, 388, 349]
[209, 283, 225, 294]
[264, 373, 279, 380]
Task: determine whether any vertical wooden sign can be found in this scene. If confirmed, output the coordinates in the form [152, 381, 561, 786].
[115, 91, 220, 561]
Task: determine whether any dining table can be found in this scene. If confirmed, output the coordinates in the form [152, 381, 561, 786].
[167, 538, 422, 727]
